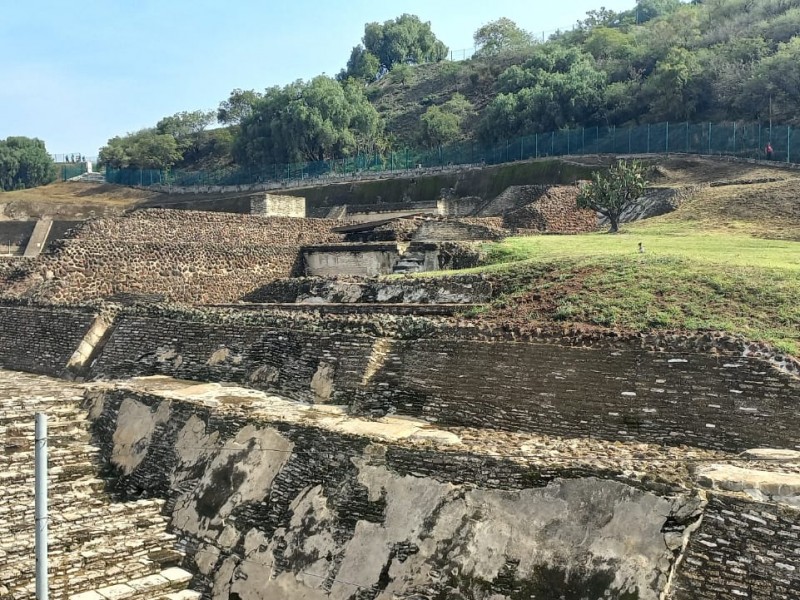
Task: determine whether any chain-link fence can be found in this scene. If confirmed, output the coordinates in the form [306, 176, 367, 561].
[105, 121, 797, 189]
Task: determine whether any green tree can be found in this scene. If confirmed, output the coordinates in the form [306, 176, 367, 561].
[473, 18, 534, 57]
[362, 14, 448, 69]
[156, 110, 215, 142]
[234, 76, 383, 166]
[99, 129, 181, 170]
[390, 63, 413, 87]
[0, 137, 55, 191]
[217, 89, 263, 125]
[419, 93, 474, 147]
[577, 160, 649, 233]
[341, 45, 381, 82]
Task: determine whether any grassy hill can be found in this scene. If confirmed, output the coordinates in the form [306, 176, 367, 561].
[441, 162, 800, 356]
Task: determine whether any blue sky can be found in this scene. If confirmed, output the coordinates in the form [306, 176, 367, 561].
[1, 0, 636, 157]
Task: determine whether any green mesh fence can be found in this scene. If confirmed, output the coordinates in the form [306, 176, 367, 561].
[105, 121, 797, 188]
[58, 164, 88, 181]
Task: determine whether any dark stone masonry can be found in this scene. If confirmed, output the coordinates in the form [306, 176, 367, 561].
[91, 314, 800, 454]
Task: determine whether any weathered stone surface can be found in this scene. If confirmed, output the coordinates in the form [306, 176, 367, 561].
[91, 316, 800, 453]
[0, 305, 96, 375]
[0, 370, 198, 600]
[1, 209, 343, 304]
[86, 378, 707, 600]
[696, 464, 800, 507]
[672, 494, 800, 600]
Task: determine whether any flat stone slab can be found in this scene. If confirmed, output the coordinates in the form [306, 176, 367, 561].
[741, 448, 800, 462]
[96, 583, 136, 600]
[696, 464, 800, 508]
[89, 378, 462, 446]
[69, 592, 105, 600]
[127, 573, 169, 591]
[160, 567, 193, 585]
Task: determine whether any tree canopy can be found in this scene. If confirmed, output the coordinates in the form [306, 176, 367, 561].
[473, 18, 534, 57]
[362, 14, 448, 68]
[233, 76, 383, 166]
[577, 160, 649, 233]
[217, 89, 263, 125]
[0, 137, 55, 191]
[99, 129, 182, 170]
[420, 94, 474, 147]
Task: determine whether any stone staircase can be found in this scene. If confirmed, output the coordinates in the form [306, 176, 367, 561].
[0, 371, 199, 600]
[392, 249, 426, 273]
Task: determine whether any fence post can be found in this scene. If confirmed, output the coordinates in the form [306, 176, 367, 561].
[708, 122, 712, 154]
[628, 126, 632, 154]
[733, 121, 736, 154]
[686, 122, 690, 153]
[520, 137, 524, 161]
[647, 124, 651, 154]
[535, 133, 538, 158]
[582, 127, 585, 154]
[666, 121, 669, 153]
[567, 129, 570, 155]
[788, 126, 791, 163]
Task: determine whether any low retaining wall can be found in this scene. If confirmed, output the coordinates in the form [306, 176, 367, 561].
[0, 305, 96, 375]
[86, 383, 699, 600]
[90, 316, 800, 453]
[672, 494, 800, 599]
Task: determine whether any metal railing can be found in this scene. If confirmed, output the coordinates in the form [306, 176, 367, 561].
[106, 121, 796, 189]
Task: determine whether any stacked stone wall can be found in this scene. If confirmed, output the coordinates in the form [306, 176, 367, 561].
[91, 316, 800, 452]
[3, 210, 343, 304]
[242, 274, 494, 304]
[0, 305, 96, 375]
[86, 384, 699, 600]
[502, 186, 597, 233]
[672, 494, 800, 599]
[34, 240, 301, 304]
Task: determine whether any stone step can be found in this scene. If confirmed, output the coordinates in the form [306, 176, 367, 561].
[67, 567, 194, 600]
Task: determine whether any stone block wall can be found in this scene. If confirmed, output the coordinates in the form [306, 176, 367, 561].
[437, 196, 480, 217]
[672, 494, 800, 599]
[90, 316, 800, 453]
[4, 210, 343, 304]
[86, 383, 699, 600]
[251, 194, 307, 217]
[502, 186, 597, 233]
[242, 274, 494, 304]
[0, 305, 96, 375]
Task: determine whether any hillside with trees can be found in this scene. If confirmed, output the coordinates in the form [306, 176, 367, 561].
[100, 0, 800, 175]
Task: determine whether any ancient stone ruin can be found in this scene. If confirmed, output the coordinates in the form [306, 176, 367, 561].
[0, 190, 799, 600]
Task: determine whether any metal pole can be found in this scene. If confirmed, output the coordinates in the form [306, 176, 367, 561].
[35, 413, 48, 600]
[708, 122, 712, 154]
[788, 126, 791, 164]
[666, 121, 670, 153]
[733, 121, 736, 154]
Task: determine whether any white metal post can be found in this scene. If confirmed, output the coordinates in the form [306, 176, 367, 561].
[35, 413, 48, 600]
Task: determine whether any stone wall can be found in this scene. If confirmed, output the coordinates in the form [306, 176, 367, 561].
[501, 186, 598, 233]
[0, 305, 96, 375]
[91, 316, 800, 453]
[86, 382, 702, 600]
[436, 196, 480, 217]
[3, 210, 342, 304]
[242, 275, 495, 304]
[251, 194, 307, 217]
[672, 494, 800, 599]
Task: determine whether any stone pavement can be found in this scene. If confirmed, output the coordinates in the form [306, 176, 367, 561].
[0, 369, 198, 600]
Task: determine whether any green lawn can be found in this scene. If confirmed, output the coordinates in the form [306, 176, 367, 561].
[444, 230, 799, 356]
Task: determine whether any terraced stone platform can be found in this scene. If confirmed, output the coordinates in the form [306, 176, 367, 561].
[0, 370, 198, 600]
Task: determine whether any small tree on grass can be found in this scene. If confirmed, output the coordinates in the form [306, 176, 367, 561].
[577, 159, 649, 233]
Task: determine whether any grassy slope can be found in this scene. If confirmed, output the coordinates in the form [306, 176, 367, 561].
[441, 164, 800, 356]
